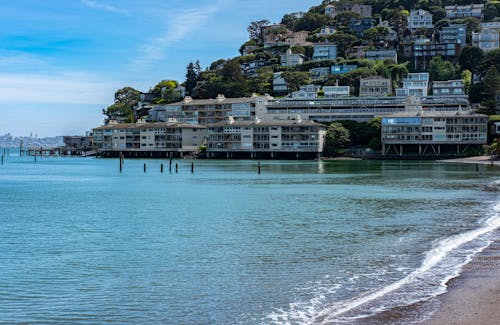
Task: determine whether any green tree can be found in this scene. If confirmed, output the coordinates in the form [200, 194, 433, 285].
[429, 6, 447, 23]
[239, 39, 258, 55]
[461, 69, 472, 94]
[479, 49, 500, 75]
[281, 13, 300, 31]
[481, 66, 500, 112]
[324, 122, 350, 156]
[151, 80, 182, 104]
[364, 26, 389, 42]
[330, 31, 357, 58]
[114, 86, 141, 106]
[185, 62, 199, 95]
[428, 56, 457, 81]
[458, 46, 483, 74]
[247, 20, 271, 44]
[282, 71, 311, 92]
[102, 102, 135, 123]
[295, 12, 334, 31]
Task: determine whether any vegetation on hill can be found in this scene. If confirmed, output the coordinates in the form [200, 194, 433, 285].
[103, 0, 500, 122]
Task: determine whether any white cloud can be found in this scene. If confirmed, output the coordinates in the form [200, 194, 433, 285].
[0, 72, 118, 105]
[80, 0, 127, 15]
[130, 4, 222, 71]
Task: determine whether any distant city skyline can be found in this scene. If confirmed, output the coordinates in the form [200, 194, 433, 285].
[0, 0, 319, 137]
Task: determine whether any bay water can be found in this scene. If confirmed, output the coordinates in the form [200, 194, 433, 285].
[0, 155, 499, 324]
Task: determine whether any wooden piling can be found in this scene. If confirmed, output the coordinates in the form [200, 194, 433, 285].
[161, 163, 164, 173]
[175, 163, 178, 173]
[191, 162, 194, 173]
[144, 163, 146, 173]
[258, 161, 261, 174]
[476, 164, 479, 172]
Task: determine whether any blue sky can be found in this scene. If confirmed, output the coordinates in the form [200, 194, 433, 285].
[0, 0, 319, 137]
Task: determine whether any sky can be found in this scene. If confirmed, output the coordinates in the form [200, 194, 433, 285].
[0, 0, 320, 137]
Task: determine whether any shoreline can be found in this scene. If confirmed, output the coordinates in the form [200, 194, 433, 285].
[421, 229, 500, 324]
[439, 155, 500, 166]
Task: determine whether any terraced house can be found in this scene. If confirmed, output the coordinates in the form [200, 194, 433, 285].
[205, 117, 326, 159]
[92, 122, 206, 158]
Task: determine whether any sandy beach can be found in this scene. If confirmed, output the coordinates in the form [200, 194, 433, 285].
[422, 230, 500, 325]
[423, 158, 500, 324]
[440, 155, 500, 166]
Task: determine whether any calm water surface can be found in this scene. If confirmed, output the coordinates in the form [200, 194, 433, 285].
[0, 156, 499, 324]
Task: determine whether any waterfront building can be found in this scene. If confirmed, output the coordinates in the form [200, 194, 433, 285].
[432, 80, 465, 96]
[92, 121, 207, 157]
[147, 104, 199, 124]
[312, 43, 337, 61]
[63, 136, 93, 155]
[365, 49, 398, 62]
[280, 48, 306, 67]
[408, 9, 433, 31]
[445, 4, 484, 20]
[381, 97, 487, 156]
[264, 95, 470, 124]
[359, 77, 392, 97]
[205, 117, 326, 159]
[155, 94, 271, 125]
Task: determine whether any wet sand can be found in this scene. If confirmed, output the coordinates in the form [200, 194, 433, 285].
[440, 155, 500, 166]
[421, 231, 500, 325]
[352, 232, 500, 325]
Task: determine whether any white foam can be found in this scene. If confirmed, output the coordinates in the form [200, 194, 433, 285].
[316, 202, 500, 323]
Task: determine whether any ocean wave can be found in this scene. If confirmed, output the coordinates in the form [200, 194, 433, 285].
[265, 200, 500, 325]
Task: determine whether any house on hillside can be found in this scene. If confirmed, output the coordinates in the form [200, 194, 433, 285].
[309, 67, 331, 82]
[312, 43, 337, 61]
[440, 24, 467, 50]
[408, 9, 433, 31]
[359, 76, 392, 97]
[472, 23, 500, 52]
[284, 31, 311, 47]
[325, 3, 372, 18]
[432, 80, 465, 97]
[280, 48, 306, 67]
[349, 18, 373, 36]
[331, 64, 358, 75]
[323, 86, 350, 98]
[291, 85, 321, 99]
[262, 24, 290, 47]
[445, 4, 484, 20]
[365, 49, 398, 62]
[273, 72, 288, 93]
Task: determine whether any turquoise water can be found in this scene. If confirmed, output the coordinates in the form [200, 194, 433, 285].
[0, 156, 499, 324]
